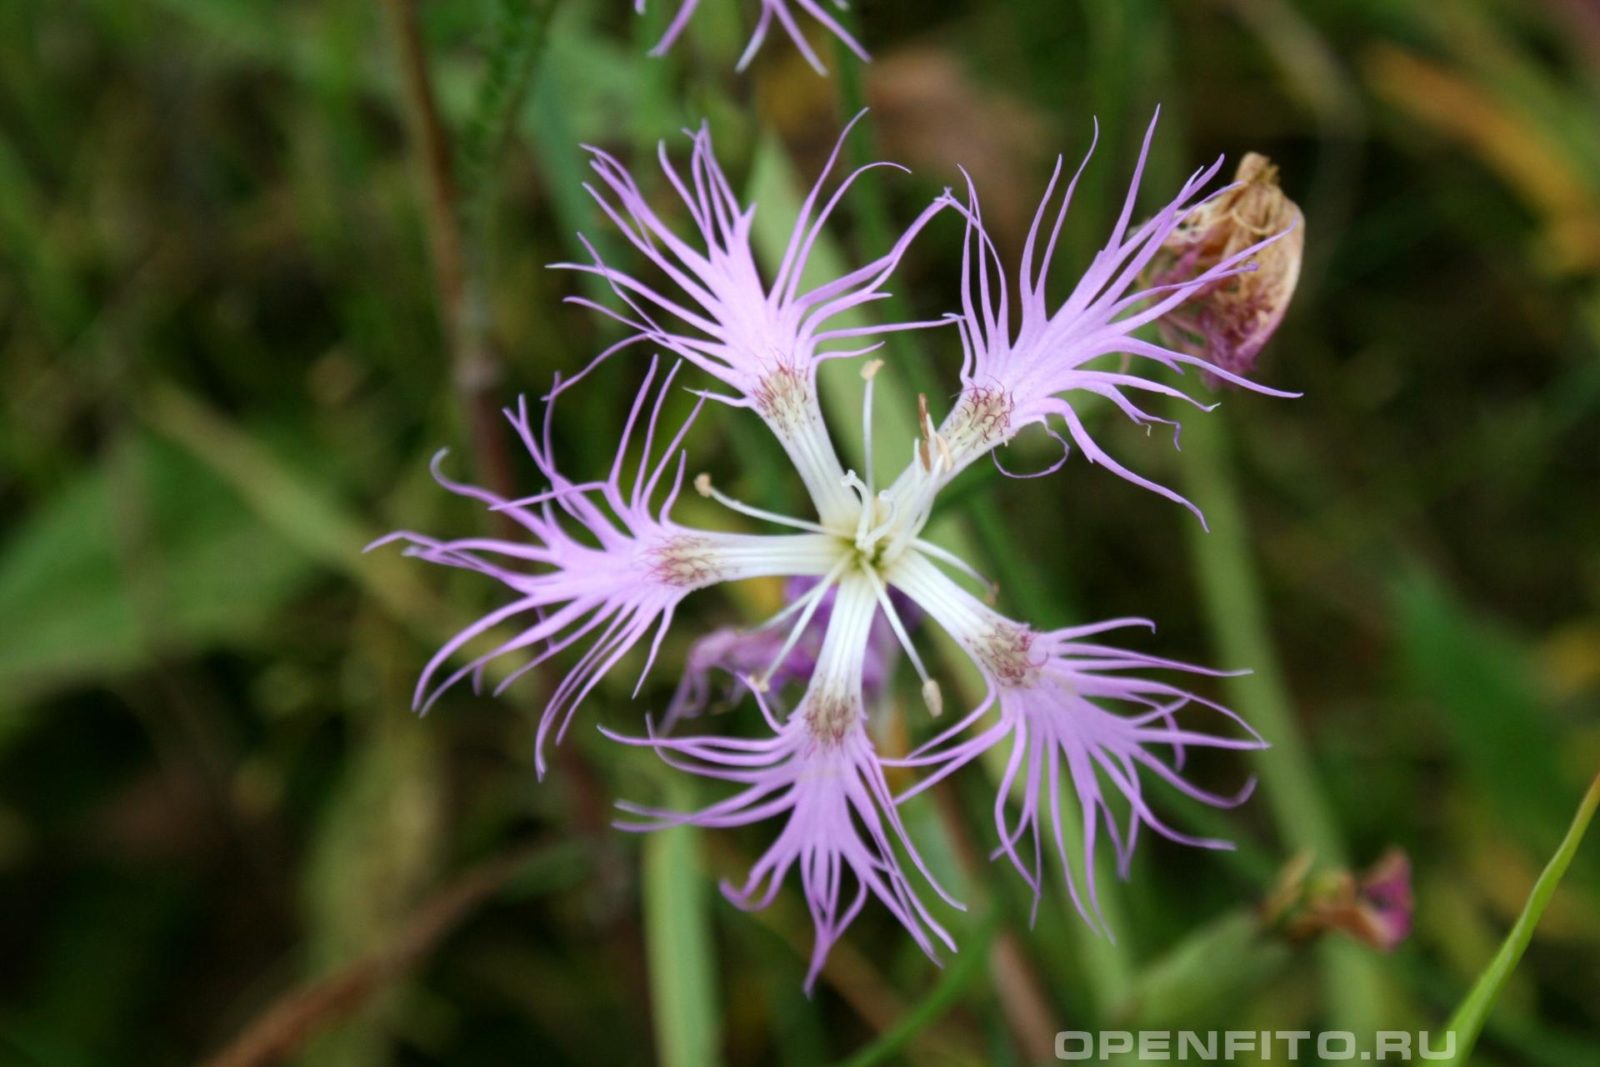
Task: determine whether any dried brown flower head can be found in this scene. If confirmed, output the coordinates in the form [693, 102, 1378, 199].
[1151, 152, 1304, 379]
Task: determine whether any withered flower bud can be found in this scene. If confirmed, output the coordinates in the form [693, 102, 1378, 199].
[1150, 152, 1304, 380]
[1262, 848, 1413, 953]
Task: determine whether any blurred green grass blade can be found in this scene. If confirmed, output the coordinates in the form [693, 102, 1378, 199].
[1176, 411, 1387, 1032]
[643, 786, 721, 1067]
[528, 26, 625, 292]
[0, 433, 316, 699]
[141, 385, 586, 696]
[1114, 909, 1290, 1030]
[1445, 774, 1600, 1065]
[831, 910, 998, 1067]
[301, 719, 444, 1067]
[1393, 568, 1576, 855]
[142, 384, 439, 633]
[462, 0, 555, 192]
[1178, 402, 1345, 863]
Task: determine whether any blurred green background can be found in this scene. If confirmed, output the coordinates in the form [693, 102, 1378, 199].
[1, 1, 1597, 1065]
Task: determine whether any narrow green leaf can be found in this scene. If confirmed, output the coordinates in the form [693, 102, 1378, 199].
[301, 720, 445, 1067]
[643, 785, 721, 1067]
[141, 384, 440, 635]
[1445, 773, 1600, 1065]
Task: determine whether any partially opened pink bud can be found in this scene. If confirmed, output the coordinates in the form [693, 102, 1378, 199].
[1353, 848, 1414, 952]
[1266, 847, 1413, 953]
[1153, 152, 1305, 379]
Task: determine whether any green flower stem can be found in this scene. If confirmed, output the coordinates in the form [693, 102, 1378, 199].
[1175, 408, 1385, 1032]
[643, 780, 723, 1067]
[378, 0, 516, 510]
[460, 0, 556, 253]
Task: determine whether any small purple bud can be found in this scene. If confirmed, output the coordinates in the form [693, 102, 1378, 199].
[1264, 847, 1413, 953]
[1355, 848, 1414, 952]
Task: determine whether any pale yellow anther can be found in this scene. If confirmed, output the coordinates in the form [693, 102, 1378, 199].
[861, 358, 884, 381]
[922, 678, 944, 719]
[694, 473, 713, 498]
[917, 393, 933, 471]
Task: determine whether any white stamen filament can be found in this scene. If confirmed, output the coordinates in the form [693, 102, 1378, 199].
[841, 471, 877, 547]
[885, 548, 997, 651]
[857, 488, 901, 552]
[912, 537, 994, 592]
[695, 472, 829, 534]
[860, 359, 882, 494]
[861, 563, 941, 717]
[755, 553, 854, 686]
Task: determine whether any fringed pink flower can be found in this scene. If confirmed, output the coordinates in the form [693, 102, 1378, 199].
[371, 359, 839, 774]
[385, 113, 1300, 987]
[889, 553, 1264, 928]
[555, 116, 944, 527]
[929, 109, 1298, 522]
[635, 0, 869, 75]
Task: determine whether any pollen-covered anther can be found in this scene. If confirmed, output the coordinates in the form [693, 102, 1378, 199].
[922, 679, 944, 718]
[917, 393, 933, 471]
[647, 536, 727, 588]
[978, 622, 1040, 688]
[694, 472, 713, 497]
